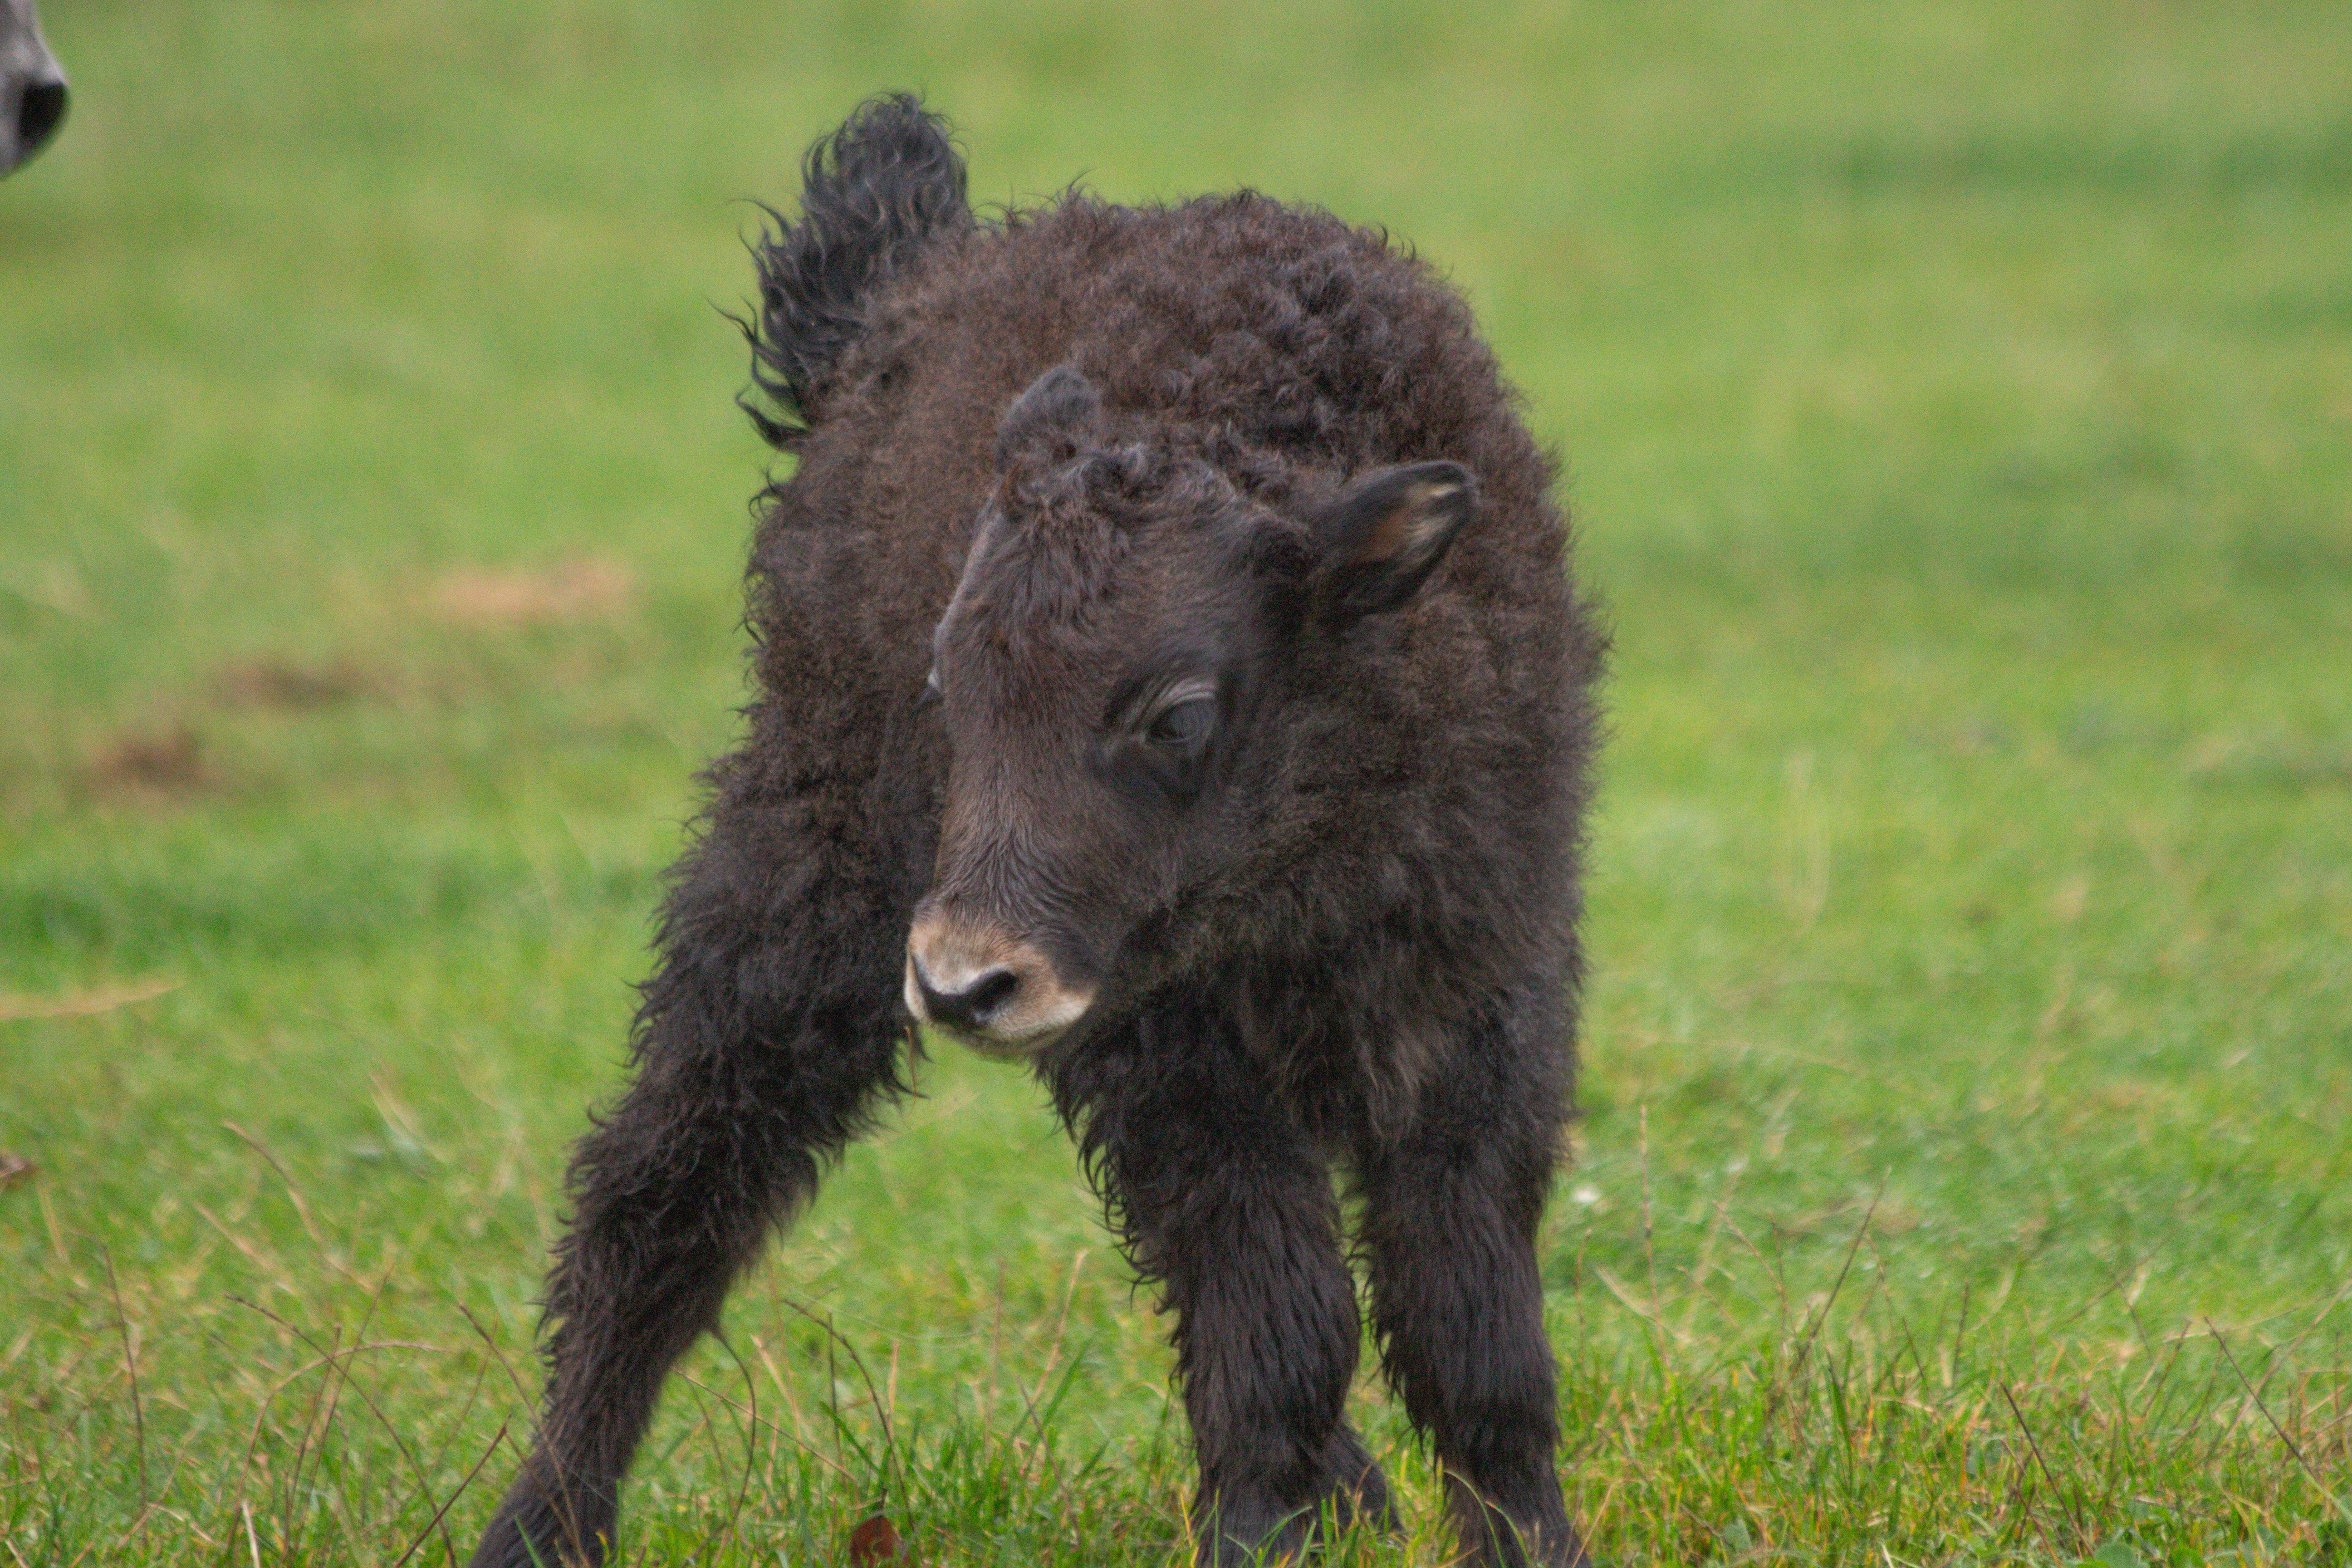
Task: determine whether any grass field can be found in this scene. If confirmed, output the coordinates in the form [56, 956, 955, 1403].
[4, 1, 2349, 1563]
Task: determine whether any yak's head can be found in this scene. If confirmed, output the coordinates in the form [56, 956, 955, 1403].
[0, 0, 67, 178]
[903, 364, 1476, 1058]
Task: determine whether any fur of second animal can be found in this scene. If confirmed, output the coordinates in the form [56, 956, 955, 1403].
[0, 0, 66, 177]
[466, 95, 1605, 1568]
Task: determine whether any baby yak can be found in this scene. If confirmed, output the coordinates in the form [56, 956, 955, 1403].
[468, 96, 1605, 1568]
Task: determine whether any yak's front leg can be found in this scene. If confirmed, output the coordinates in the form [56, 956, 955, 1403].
[1356, 995, 1588, 1568]
[466, 786, 922, 1568]
[1066, 1014, 1389, 1566]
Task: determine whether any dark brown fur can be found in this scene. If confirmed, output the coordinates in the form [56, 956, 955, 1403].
[467, 95, 1605, 1568]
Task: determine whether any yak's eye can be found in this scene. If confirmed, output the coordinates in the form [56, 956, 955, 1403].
[1147, 696, 1215, 749]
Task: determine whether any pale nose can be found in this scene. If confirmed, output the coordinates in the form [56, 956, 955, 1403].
[910, 957, 1021, 1033]
[905, 912, 1095, 1050]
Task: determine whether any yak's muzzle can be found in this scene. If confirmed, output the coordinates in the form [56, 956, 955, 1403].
[904, 911, 1093, 1058]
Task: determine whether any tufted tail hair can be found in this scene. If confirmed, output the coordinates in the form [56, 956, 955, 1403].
[740, 93, 972, 445]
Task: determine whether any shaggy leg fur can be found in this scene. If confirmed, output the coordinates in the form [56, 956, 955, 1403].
[1061, 1009, 1393, 1566]
[466, 782, 920, 1568]
[1356, 994, 1589, 1568]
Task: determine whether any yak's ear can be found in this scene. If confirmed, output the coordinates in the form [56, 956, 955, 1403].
[997, 363, 1103, 467]
[1308, 460, 1478, 621]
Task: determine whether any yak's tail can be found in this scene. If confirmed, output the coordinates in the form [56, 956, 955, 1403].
[741, 93, 972, 445]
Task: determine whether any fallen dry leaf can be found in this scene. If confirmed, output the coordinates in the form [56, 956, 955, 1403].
[847, 1512, 908, 1566]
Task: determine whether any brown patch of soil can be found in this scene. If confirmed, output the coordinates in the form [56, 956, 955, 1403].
[86, 725, 212, 796]
[0, 977, 180, 1022]
[213, 657, 380, 711]
[427, 559, 634, 627]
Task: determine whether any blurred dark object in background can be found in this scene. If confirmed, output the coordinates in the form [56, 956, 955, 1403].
[1, 0, 67, 176]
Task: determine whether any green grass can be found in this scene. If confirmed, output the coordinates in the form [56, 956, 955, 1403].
[4, 1, 2348, 1563]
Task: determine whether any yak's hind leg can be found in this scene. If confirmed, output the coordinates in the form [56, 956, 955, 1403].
[1356, 988, 1588, 1568]
[1057, 1006, 1392, 1567]
[466, 776, 924, 1568]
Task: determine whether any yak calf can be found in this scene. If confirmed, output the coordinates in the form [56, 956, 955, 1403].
[468, 95, 1604, 1568]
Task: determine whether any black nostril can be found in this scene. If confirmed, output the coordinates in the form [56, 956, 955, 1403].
[18, 82, 67, 156]
[918, 965, 1020, 1032]
[965, 967, 1018, 1014]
